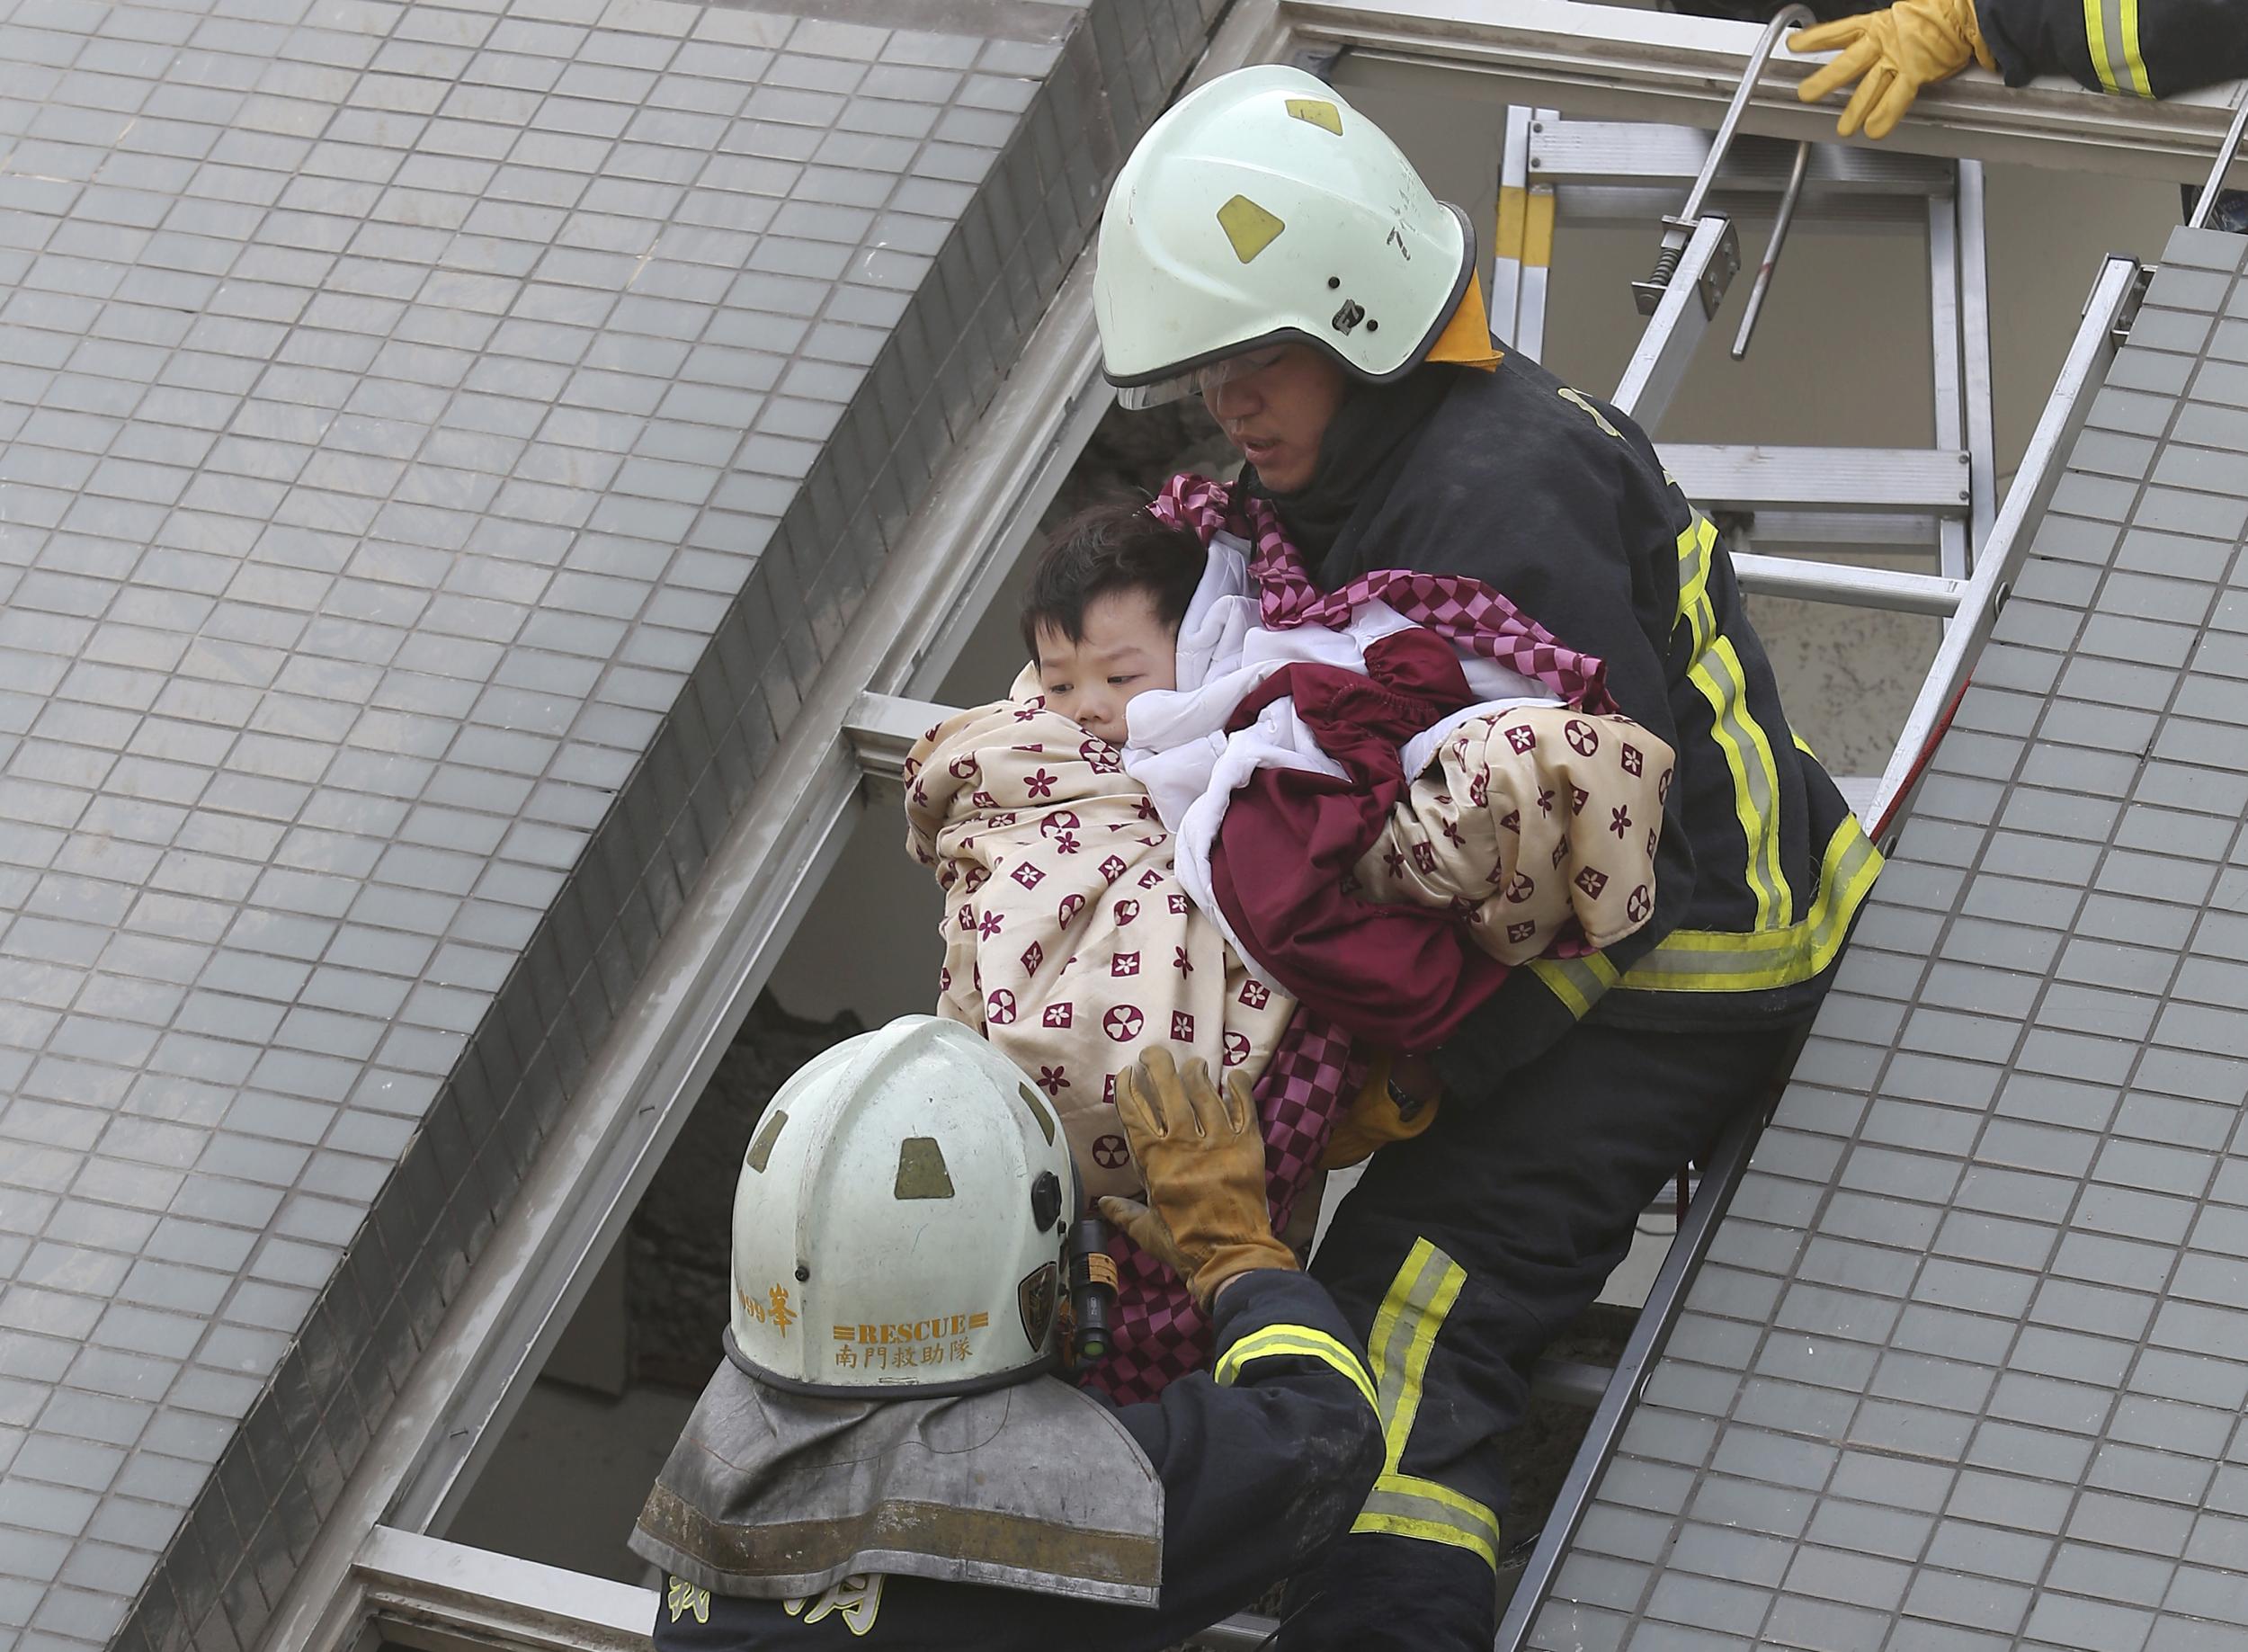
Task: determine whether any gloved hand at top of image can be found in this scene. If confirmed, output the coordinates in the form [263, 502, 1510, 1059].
[1097, 1047, 1296, 1309]
[1790, 0, 1995, 139]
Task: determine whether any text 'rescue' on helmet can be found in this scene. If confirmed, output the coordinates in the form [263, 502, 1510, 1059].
[727, 1016, 1080, 1398]
[1093, 64, 1475, 410]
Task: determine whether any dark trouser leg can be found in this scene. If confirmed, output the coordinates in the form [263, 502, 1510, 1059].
[1275, 1020, 1793, 1652]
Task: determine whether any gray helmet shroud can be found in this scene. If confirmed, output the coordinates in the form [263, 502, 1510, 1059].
[628, 1356, 1164, 1606]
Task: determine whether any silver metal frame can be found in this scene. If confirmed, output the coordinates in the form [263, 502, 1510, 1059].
[1732, 553, 1961, 617]
[2190, 96, 2248, 228]
[1612, 215, 1741, 429]
[1871, 254, 2147, 826]
[1928, 188, 1972, 579]
[1630, 6, 1809, 318]
[1958, 159, 2000, 553]
[358, 1529, 652, 1652]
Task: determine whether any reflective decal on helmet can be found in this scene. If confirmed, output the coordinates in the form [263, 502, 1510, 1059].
[744, 1107, 787, 1173]
[1284, 97, 1343, 135]
[1017, 1081, 1057, 1145]
[893, 1136, 956, 1201]
[1216, 194, 1285, 264]
[1018, 1260, 1058, 1349]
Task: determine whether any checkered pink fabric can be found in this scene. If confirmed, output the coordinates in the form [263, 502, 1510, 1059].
[1084, 1007, 1364, 1404]
[1146, 471, 1619, 715]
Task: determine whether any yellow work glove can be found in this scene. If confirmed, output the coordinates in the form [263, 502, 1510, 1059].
[1790, 0, 1995, 140]
[1316, 1049, 1441, 1171]
[1096, 1048, 1295, 1309]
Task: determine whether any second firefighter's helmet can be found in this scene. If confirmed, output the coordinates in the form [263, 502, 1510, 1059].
[1094, 63, 1474, 408]
[727, 1015, 1078, 1396]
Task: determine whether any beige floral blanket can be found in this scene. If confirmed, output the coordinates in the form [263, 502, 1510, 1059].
[1356, 705, 1674, 965]
[903, 691, 1295, 1204]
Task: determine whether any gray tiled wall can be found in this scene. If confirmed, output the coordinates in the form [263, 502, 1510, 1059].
[1529, 224, 2248, 1652]
[0, 3, 1224, 1649]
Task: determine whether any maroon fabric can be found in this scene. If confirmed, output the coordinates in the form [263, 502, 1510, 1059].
[1146, 471, 1619, 715]
[1209, 629, 1512, 1052]
[1082, 1006, 1362, 1403]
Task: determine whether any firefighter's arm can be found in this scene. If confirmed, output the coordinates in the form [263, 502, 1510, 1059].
[1795, 0, 2248, 129]
[1113, 1270, 1386, 1639]
[1974, 0, 2248, 95]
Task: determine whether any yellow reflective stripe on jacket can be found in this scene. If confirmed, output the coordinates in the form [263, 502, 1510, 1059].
[1690, 636, 1793, 928]
[1675, 513, 1792, 929]
[1521, 518, 1884, 1017]
[1349, 1240, 1502, 1569]
[2085, 0, 2154, 94]
[1528, 951, 1619, 1018]
[1676, 513, 1717, 657]
[1619, 816, 1882, 993]
[1215, 1324, 1378, 1415]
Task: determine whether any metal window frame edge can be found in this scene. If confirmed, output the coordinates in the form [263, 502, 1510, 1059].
[357, 1528, 652, 1652]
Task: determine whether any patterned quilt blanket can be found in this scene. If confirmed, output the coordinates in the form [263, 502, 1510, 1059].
[903, 679, 1360, 1399]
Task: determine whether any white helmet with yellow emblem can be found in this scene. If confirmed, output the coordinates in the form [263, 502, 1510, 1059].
[1095, 63, 1478, 409]
[727, 1015, 1080, 1396]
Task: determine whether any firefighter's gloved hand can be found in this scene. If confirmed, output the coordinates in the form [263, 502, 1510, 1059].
[1317, 1049, 1441, 1171]
[1097, 1047, 1293, 1309]
[1789, 0, 1994, 140]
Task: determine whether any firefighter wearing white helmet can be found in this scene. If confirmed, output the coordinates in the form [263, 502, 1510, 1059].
[1093, 59, 1879, 1652]
[1094, 63, 1476, 409]
[629, 1022, 1384, 1650]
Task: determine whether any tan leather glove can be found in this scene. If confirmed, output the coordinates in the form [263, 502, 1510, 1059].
[1095, 1047, 1295, 1308]
[1790, 0, 1994, 140]
[1317, 1049, 1441, 1171]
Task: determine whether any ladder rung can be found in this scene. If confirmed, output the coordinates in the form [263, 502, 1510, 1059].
[1748, 510, 1945, 548]
[1530, 1357, 1614, 1409]
[1663, 444, 1972, 514]
[1551, 184, 1931, 232]
[1732, 553, 1961, 617]
[1189, 1612, 1282, 1649]
[1532, 121, 1954, 196]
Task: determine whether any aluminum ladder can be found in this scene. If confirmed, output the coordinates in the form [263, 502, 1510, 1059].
[1496, 9, 1996, 617]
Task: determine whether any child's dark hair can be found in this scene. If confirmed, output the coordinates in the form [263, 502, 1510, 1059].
[1020, 504, 1205, 656]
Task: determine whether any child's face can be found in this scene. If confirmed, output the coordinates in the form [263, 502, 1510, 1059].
[1033, 589, 1179, 748]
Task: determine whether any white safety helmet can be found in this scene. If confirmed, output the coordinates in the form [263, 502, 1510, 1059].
[1095, 63, 1475, 409]
[727, 1015, 1079, 1397]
